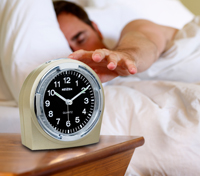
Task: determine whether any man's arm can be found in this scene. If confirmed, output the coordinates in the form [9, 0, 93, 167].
[69, 20, 178, 82]
[115, 19, 178, 72]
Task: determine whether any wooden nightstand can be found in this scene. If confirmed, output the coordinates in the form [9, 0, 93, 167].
[0, 134, 144, 176]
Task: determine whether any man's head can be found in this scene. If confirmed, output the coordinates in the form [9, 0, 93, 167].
[53, 1, 105, 51]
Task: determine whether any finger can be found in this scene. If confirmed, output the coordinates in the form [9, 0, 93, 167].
[106, 53, 119, 70]
[68, 49, 93, 60]
[92, 49, 110, 62]
[124, 59, 137, 74]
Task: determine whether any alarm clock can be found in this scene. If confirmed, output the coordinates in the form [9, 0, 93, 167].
[19, 58, 104, 150]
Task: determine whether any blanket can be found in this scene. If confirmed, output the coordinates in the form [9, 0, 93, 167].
[101, 16, 200, 175]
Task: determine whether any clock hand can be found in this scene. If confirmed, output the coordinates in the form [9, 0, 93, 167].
[71, 85, 90, 102]
[54, 91, 72, 105]
[54, 91, 68, 102]
[67, 103, 70, 123]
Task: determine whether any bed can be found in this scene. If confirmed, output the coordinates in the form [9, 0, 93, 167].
[1, 0, 200, 175]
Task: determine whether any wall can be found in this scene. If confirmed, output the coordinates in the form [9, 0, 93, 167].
[180, 0, 200, 15]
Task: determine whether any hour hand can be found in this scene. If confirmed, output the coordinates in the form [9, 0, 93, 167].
[54, 91, 67, 102]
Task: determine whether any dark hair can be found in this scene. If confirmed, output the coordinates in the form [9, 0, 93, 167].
[53, 1, 93, 28]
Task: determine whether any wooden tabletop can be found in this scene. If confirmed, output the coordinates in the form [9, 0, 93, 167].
[0, 134, 144, 176]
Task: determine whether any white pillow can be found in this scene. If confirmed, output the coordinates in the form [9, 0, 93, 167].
[85, 0, 194, 49]
[0, 0, 71, 103]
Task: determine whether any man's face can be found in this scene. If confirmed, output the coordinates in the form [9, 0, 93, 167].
[57, 12, 105, 51]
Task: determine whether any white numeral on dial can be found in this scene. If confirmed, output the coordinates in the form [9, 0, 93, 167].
[75, 117, 80, 123]
[84, 98, 89, 104]
[66, 120, 71, 127]
[47, 89, 55, 96]
[48, 111, 53, 117]
[54, 81, 60, 87]
[76, 80, 78, 86]
[81, 87, 86, 94]
[45, 100, 50, 107]
[56, 118, 60, 125]
[82, 108, 86, 114]
[64, 77, 71, 84]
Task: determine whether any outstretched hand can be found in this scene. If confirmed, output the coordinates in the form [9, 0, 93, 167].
[68, 49, 137, 83]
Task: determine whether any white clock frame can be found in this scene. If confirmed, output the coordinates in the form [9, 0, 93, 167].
[19, 58, 104, 150]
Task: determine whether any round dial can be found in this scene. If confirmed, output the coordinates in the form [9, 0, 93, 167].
[34, 61, 103, 142]
[43, 70, 94, 135]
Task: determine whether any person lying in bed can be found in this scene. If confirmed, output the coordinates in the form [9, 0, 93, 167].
[53, 1, 178, 83]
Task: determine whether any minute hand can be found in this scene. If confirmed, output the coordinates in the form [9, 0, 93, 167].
[71, 85, 90, 102]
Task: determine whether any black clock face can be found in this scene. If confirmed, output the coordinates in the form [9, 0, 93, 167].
[43, 70, 95, 134]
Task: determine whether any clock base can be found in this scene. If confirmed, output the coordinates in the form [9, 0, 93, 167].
[21, 117, 102, 150]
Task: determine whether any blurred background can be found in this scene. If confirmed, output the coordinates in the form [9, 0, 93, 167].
[180, 0, 200, 15]
[63, 0, 200, 15]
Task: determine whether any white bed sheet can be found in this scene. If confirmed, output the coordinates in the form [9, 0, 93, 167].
[0, 106, 20, 133]
[102, 80, 200, 176]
